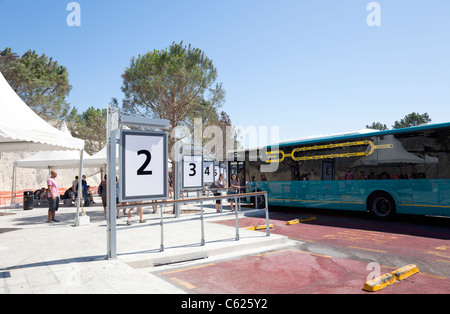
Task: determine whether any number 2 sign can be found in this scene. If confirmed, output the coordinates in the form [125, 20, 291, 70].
[182, 155, 203, 189]
[120, 130, 168, 202]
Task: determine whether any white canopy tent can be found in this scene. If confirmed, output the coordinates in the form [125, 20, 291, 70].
[0, 72, 87, 225]
[11, 149, 107, 202]
[0, 72, 84, 152]
[11, 148, 110, 220]
[15, 149, 92, 169]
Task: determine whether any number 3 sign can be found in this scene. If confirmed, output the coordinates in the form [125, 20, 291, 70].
[182, 155, 203, 189]
[120, 130, 168, 202]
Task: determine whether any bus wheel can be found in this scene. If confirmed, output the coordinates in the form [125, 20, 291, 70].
[257, 194, 266, 209]
[252, 190, 266, 209]
[367, 192, 396, 219]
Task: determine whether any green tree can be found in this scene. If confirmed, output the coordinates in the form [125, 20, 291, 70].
[69, 106, 107, 155]
[0, 48, 75, 125]
[121, 42, 227, 213]
[121, 41, 225, 147]
[392, 112, 431, 129]
[0, 48, 20, 81]
[366, 112, 432, 131]
[218, 111, 240, 155]
[366, 122, 388, 131]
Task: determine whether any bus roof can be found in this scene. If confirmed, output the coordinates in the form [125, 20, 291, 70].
[229, 122, 450, 154]
[278, 122, 450, 149]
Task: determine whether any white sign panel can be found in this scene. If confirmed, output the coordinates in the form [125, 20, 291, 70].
[120, 130, 168, 201]
[182, 155, 203, 189]
[214, 165, 220, 182]
[203, 161, 215, 184]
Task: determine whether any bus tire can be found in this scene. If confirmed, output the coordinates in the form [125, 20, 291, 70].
[367, 191, 396, 219]
[252, 190, 266, 209]
[257, 193, 266, 209]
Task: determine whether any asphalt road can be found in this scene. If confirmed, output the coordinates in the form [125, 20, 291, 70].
[156, 207, 450, 294]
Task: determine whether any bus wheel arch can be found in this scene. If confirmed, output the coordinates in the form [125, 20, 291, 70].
[366, 191, 397, 219]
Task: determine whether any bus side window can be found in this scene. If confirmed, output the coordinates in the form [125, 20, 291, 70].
[425, 129, 450, 179]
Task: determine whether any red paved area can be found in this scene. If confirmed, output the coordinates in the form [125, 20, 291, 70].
[217, 213, 450, 272]
[160, 249, 450, 294]
[158, 211, 450, 294]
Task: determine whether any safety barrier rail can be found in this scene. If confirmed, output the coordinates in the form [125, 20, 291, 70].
[117, 190, 269, 252]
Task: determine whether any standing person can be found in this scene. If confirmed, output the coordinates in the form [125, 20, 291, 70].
[168, 175, 173, 199]
[228, 173, 240, 212]
[72, 176, 79, 201]
[126, 204, 146, 226]
[99, 175, 107, 217]
[345, 169, 354, 180]
[115, 177, 126, 219]
[47, 170, 60, 223]
[81, 175, 89, 206]
[238, 168, 245, 192]
[214, 174, 225, 213]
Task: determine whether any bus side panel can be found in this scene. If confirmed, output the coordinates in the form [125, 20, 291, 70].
[258, 180, 418, 214]
[259, 181, 363, 211]
[334, 181, 364, 211]
[294, 181, 326, 209]
[259, 179, 450, 217]
[316, 181, 344, 209]
[408, 179, 450, 216]
[257, 181, 323, 208]
[251, 181, 284, 207]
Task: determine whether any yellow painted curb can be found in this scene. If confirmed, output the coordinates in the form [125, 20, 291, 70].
[286, 217, 317, 225]
[246, 224, 274, 231]
[391, 264, 419, 281]
[363, 264, 420, 292]
[363, 273, 397, 292]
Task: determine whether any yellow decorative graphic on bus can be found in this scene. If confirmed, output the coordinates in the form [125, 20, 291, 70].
[265, 140, 393, 163]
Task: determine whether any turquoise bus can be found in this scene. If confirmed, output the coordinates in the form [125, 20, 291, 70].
[228, 122, 450, 218]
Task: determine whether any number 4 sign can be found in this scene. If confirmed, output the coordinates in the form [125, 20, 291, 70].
[120, 130, 168, 202]
[203, 161, 215, 184]
[182, 155, 203, 189]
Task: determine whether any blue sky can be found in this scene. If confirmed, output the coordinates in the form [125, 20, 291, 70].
[1, 0, 450, 142]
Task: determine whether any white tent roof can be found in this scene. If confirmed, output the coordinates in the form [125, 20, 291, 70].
[83, 145, 110, 167]
[15, 150, 93, 169]
[0, 72, 84, 152]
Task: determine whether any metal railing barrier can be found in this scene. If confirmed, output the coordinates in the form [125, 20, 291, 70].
[116, 190, 269, 252]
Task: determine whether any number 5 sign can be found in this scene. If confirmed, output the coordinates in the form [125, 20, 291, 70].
[120, 130, 168, 202]
[182, 155, 203, 189]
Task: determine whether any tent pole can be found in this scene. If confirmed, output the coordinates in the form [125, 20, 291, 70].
[75, 149, 85, 226]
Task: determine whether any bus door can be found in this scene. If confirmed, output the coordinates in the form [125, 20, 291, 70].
[320, 160, 340, 209]
[321, 160, 334, 180]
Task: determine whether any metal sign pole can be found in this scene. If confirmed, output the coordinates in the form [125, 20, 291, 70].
[106, 103, 119, 259]
[107, 129, 117, 259]
[106, 105, 170, 260]
[175, 158, 182, 217]
[173, 144, 182, 218]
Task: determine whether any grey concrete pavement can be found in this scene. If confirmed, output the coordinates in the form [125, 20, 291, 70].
[0, 197, 289, 294]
